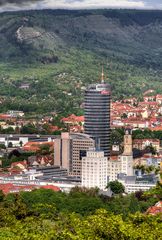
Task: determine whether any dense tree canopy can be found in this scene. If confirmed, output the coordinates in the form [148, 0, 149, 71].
[107, 181, 125, 194]
[0, 184, 161, 239]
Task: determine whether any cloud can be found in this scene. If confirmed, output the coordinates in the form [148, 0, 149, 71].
[0, 0, 42, 11]
[44, 0, 145, 9]
[0, 0, 40, 6]
[0, 0, 161, 11]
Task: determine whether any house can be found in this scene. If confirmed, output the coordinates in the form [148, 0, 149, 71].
[36, 155, 54, 166]
[0, 114, 13, 120]
[156, 94, 162, 104]
[23, 141, 54, 152]
[0, 183, 60, 195]
[123, 98, 137, 105]
[0, 183, 36, 195]
[133, 139, 160, 152]
[11, 160, 28, 170]
[146, 202, 162, 215]
[61, 114, 84, 126]
[122, 119, 149, 129]
[139, 101, 159, 110]
[144, 96, 156, 102]
[7, 110, 24, 118]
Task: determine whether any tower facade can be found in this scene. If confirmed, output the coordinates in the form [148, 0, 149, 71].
[84, 82, 111, 157]
[123, 128, 133, 155]
[121, 129, 134, 176]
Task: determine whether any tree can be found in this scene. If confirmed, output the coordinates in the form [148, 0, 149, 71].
[107, 181, 125, 194]
[19, 141, 23, 147]
[8, 142, 13, 148]
[121, 113, 128, 119]
[37, 144, 51, 155]
[110, 128, 124, 145]
[0, 190, 4, 202]
[145, 144, 157, 155]
[0, 144, 6, 149]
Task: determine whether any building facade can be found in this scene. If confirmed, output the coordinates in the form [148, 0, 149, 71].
[118, 175, 157, 194]
[107, 157, 121, 182]
[121, 129, 134, 176]
[54, 132, 94, 177]
[84, 82, 111, 157]
[133, 139, 160, 152]
[82, 149, 108, 190]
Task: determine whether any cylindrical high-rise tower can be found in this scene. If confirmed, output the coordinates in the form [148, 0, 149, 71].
[84, 80, 111, 157]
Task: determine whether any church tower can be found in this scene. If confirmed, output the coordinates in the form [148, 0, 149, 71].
[123, 129, 132, 155]
[121, 129, 134, 176]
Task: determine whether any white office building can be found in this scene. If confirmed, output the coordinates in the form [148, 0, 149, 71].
[82, 149, 108, 190]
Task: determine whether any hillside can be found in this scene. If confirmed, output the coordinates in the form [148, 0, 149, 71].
[1, 9, 162, 114]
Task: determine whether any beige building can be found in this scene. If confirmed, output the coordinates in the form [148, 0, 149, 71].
[82, 149, 108, 190]
[108, 156, 121, 182]
[54, 132, 94, 177]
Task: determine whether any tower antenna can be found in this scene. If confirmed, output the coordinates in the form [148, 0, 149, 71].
[101, 66, 104, 83]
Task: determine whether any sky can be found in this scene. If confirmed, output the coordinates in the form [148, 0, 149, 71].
[1, 0, 162, 12]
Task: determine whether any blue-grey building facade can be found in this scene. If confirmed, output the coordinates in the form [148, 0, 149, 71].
[84, 83, 111, 157]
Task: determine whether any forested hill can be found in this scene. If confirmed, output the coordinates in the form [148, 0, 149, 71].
[2, 9, 162, 67]
[1, 9, 162, 114]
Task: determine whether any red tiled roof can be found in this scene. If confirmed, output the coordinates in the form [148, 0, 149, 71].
[37, 155, 54, 165]
[156, 94, 162, 99]
[146, 201, 162, 215]
[110, 156, 119, 161]
[0, 114, 12, 119]
[139, 101, 158, 105]
[147, 206, 162, 215]
[41, 185, 60, 192]
[11, 160, 27, 169]
[0, 183, 36, 194]
[62, 114, 84, 123]
[49, 125, 59, 131]
[149, 126, 162, 131]
[133, 139, 160, 144]
[23, 141, 54, 152]
[155, 201, 162, 207]
[0, 183, 60, 195]
[0, 183, 13, 194]
[122, 119, 147, 124]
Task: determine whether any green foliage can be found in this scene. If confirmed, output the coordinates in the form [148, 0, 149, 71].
[111, 128, 124, 145]
[20, 124, 39, 134]
[107, 181, 125, 194]
[0, 144, 6, 150]
[37, 144, 51, 155]
[1, 10, 162, 114]
[0, 186, 161, 239]
[0, 191, 4, 202]
[133, 129, 162, 140]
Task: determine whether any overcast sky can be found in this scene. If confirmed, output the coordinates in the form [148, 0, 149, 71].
[1, 0, 162, 12]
